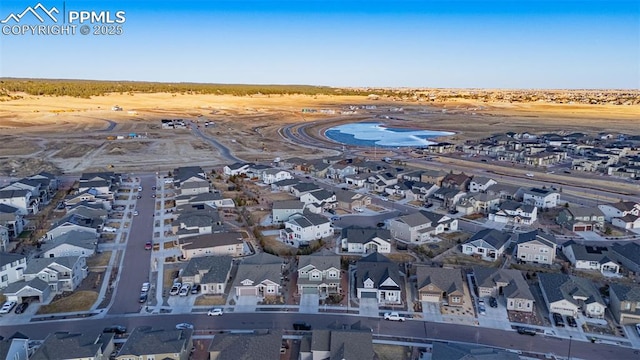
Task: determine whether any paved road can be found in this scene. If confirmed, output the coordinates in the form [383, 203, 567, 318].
[0, 312, 637, 360]
[190, 122, 242, 163]
[108, 175, 155, 314]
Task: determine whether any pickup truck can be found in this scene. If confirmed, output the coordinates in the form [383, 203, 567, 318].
[383, 312, 405, 321]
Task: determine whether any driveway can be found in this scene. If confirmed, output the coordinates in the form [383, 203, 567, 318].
[477, 297, 511, 330]
[577, 231, 607, 241]
[422, 301, 443, 322]
[359, 296, 379, 317]
[167, 294, 196, 314]
[235, 295, 258, 312]
[299, 293, 319, 314]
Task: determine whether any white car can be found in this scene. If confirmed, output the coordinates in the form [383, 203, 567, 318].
[175, 323, 194, 330]
[169, 283, 181, 296]
[0, 301, 17, 314]
[207, 308, 223, 316]
[179, 284, 191, 296]
[141, 282, 150, 292]
[383, 312, 405, 321]
[133, 210, 139, 216]
[380, 196, 388, 201]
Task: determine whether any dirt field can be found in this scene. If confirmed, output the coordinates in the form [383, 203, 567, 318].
[0, 92, 638, 176]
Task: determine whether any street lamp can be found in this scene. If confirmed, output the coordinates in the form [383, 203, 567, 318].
[568, 335, 573, 360]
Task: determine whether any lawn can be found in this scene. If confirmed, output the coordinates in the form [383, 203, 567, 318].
[373, 344, 411, 360]
[387, 253, 416, 263]
[194, 295, 227, 306]
[262, 236, 297, 256]
[37, 291, 98, 314]
[163, 241, 175, 249]
[86, 251, 112, 269]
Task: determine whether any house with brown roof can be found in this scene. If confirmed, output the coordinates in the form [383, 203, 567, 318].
[440, 172, 471, 190]
[116, 326, 193, 360]
[609, 283, 640, 324]
[209, 330, 282, 360]
[178, 232, 244, 260]
[416, 266, 465, 307]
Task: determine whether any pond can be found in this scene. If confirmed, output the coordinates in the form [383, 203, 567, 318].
[325, 122, 453, 147]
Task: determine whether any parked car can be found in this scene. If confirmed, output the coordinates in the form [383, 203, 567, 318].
[133, 210, 139, 216]
[380, 196, 388, 201]
[152, 186, 156, 190]
[14, 302, 28, 314]
[175, 323, 194, 330]
[139, 293, 148, 303]
[566, 315, 578, 327]
[517, 327, 537, 336]
[636, 323, 640, 337]
[141, 282, 150, 292]
[293, 322, 312, 330]
[383, 312, 406, 321]
[478, 300, 486, 315]
[103, 325, 127, 334]
[552, 312, 565, 327]
[376, 222, 385, 228]
[489, 297, 498, 308]
[190, 284, 201, 294]
[170, 283, 181, 296]
[144, 241, 152, 250]
[207, 308, 223, 316]
[179, 284, 191, 296]
[0, 301, 16, 314]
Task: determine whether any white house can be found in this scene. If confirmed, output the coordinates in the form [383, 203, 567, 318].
[299, 189, 336, 208]
[598, 201, 640, 221]
[612, 214, 640, 230]
[0, 190, 34, 215]
[344, 173, 369, 188]
[521, 188, 560, 209]
[562, 243, 620, 275]
[469, 177, 497, 193]
[23, 256, 88, 293]
[389, 211, 457, 244]
[297, 251, 341, 298]
[233, 253, 283, 301]
[39, 230, 98, 259]
[272, 200, 306, 223]
[514, 230, 557, 265]
[223, 162, 251, 176]
[539, 273, 606, 318]
[489, 201, 538, 225]
[280, 213, 332, 245]
[461, 229, 511, 262]
[355, 252, 402, 305]
[341, 227, 392, 254]
[262, 169, 293, 185]
[0, 252, 26, 289]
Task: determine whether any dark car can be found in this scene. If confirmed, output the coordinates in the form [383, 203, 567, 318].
[566, 315, 578, 327]
[489, 297, 498, 308]
[190, 284, 201, 294]
[14, 302, 29, 314]
[376, 222, 385, 228]
[139, 293, 148, 303]
[552, 312, 565, 327]
[448, 209, 459, 215]
[423, 203, 433, 208]
[517, 327, 537, 336]
[103, 325, 127, 334]
[293, 322, 312, 331]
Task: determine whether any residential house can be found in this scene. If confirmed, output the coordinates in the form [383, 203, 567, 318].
[486, 183, 521, 201]
[179, 232, 244, 260]
[440, 172, 471, 190]
[116, 326, 193, 360]
[78, 172, 119, 196]
[172, 205, 223, 239]
[308, 160, 332, 178]
[461, 229, 511, 262]
[538, 273, 606, 318]
[488, 201, 538, 225]
[556, 206, 605, 232]
[2, 278, 50, 303]
[562, 243, 620, 275]
[299, 189, 337, 209]
[233, 252, 284, 300]
[344, 173, 369, 188]
[0, 252, 26, 289]
[209, 330, 282, 360]
[341, 227, 392, 254]
[334, 189, 371, 212]
[521, 187, 560, 209]
[272, 200, 306, 223]
[408, 182, 439, 202]
[39, 230, 97, 258]
[355, 252, 402, 305]
[30, 332, 114, 360]
[63, 190, 108, 210]
[514, 230, 557, 265]
[384, 181, 414, 199]
[297, 250, 341, 298]
[420, 169, 447, 186]
[223, 162, 250, 176]
[455, 193, 501, 215]
[469, 177, 497, 193]
[270, 178, 299, 192]
[430, 187, 466, 209]
[299, 327, 374, 360]
[0, 204, 24, 239]
[424, 142, 456, 154]
[0, 190, 34, 215]
[280, 213, 332, 245]
[431, 342, 520, 360]
[0, 226, 7, 252]
[262, 169, 293, 185]
[612, 243, 640, 275]
[416, 266, 465, 307]
[327, 163, 357, 180]
[290, 182, 322, 198]
[473, 267, 534, 313]
[46, 213, 101, 240]
[174, 169, 210, 196]
[0, 335, 29, 360]
[389, 211, 457, 244]
[612, 214, 640, 230]
[609, 283, 640, 324]
[367, 172, 398, 193]
[23, 256, 87, 293]
[2, 179, 44, 211]
[180, 255, 232, 295]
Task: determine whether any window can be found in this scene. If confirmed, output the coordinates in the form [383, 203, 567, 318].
[451, 296, 461, 303]
[0, 275, 7, 282]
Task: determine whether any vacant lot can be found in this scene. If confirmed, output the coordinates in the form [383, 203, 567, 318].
[37, 291, 98, 314]
[86, 251, 112, 269]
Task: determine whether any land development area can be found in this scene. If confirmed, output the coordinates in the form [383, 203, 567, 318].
[0, 81, 639, 360]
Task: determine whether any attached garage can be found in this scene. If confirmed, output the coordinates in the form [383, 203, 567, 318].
[420, 293, 441, 303]
[2, 278, 50, 303]
[237, 287, 257, 296]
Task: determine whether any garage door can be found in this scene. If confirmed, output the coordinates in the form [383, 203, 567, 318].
[421, 294, 440, 302]
[574, 226, 585, 232]
[238, 288, 256, 296]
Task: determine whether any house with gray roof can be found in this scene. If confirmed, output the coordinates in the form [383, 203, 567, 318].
[611, 243, 640, 274]
[39, 230, 97, 259]
[30, 331, 114, 360]
[179, 232, 244, 260]
[416, 266, 465, 307]
[455, 192, 501, 215]
[116, 326, 193, 360]
[430, 187, 466, 209]
[297, 250, 342, 298]
[0, 189, 34, 215]
[431, 341, 520, 360]
[2, 277, 50, 303]
[78, 172, 119, 198]
[389, 212, 433, 243]
[598, 201, 640, 221]
[562, 243, 620, 275]
[262, 168, 293, 185]
[538, 273, 605, 318]
[208, 330, 282, 360]
[175, 191, 225, 207]
[272, 200, 306, 223]
[270, 178, 299, 192]
[556, 206, 605, 232]
[488, 200, 537, 225]
[514, 230, 557, 265]
[0, 252, 26, 289]
[521, 187, 560, 209]
[172, 204, 223, 239]
[461, 229, 511, 262]
[299, 328, 373, 360]
[486, 183, 521, 201]
[290, 182, 322, 198]
[333, 189, 371, 211]
[233, 252, 284, 301]
[473, 267, 534, 313]
[299, 189, 337, 209]
[609, 283, 640, 324]
[468, 176, 498, 193]
[355, 252, 402, 305]
[23, 256, 87, 294]
[280, 213, 332, 246]
[46, 212, 102, 240]
[180, 255, 232, 295]
[341, 227, 391, 254]
[223, 162, 250, 176]
[0, 203, 24, 240]
[0, 335, 29, 360]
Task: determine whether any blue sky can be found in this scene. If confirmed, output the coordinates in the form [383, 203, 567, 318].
[1, 0, 638, 88]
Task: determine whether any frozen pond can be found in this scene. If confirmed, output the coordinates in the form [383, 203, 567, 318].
[325, 122, 453, 147]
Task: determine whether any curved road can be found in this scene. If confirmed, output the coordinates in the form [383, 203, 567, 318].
[190, 121, 242, 163]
